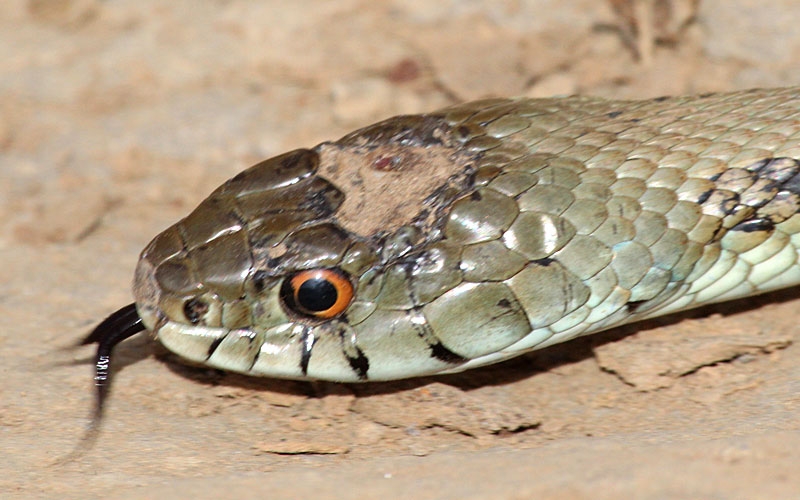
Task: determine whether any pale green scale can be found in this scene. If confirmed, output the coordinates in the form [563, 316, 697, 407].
[483, 114, 532, 138]
[638, 187, 679, 214]
[517, 184, 575, 214]
[633, 211, 669, 246]
[758, 261, 800, 293]
[406, 242, 463, 304]
[577, 167, 617, 187]
[610, 241, 654, 289]
[648, 228, 689, 271]
[304, 327, 357, 380]
[351, 309, 452, 380]
[720, 226, 771, 253]
[444, 188, 519, 244]
[345, 301, 377, 325]
[158, 322, 226, 365]
[422, 282, 530, 358]
[501, 212, 575, 260]
[222, 300, 251, 329]
[609, 176, 647, 197]
[549, 302, 591, 333]
[687, 248, 737, 295]
[551, 234, 613, 280]
[570, 181, 613, 203]
[583, 266, 619, 308]
[374, 265, 415, 310]
[747, 238, 797, 285]
[583, 285, 632, 325]
[532, 165, 582, 189]
[739, 230, 791, 266]
[505, 263, 590, 329]
[664, 200, 703, 233]
[628, 267, 673, 302]
[487, 171, 539, 196]
[591, 215, 637, 247]
[560, 199, 608, 235]
[645, 166, 687, 190]
[460, 240, 528, 282]
[695, 257, 751, 303]
[616, 158, 659, 180]
[584, 148, 630, 170]
[562, 144, 602, 163]
[208, 328, 261, 372]
[685, 214, 720, 244]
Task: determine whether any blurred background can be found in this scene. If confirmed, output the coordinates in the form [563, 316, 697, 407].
[2, 1, 800, 498]
[4, 0, 800, 249]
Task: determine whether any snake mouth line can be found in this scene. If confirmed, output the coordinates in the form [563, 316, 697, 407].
[80, 303, 147, 421]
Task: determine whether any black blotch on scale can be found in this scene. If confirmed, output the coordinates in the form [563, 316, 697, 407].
[429, 342, 468, 364]
[696, 189, 713, 205]
[731, 218, 774, 233]
[299, 184, 344, 217]
[626, 300, 647, 314]
[252, 269, 269, 292]
[346, 347, 370, 380]
[782, 174, 800, 195]
[206, 337, 224, 359]
[299, 327, 315, 376]
[750, 157, 800, 187]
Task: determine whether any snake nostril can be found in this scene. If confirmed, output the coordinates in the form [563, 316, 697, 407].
[183, 298, 209, 325]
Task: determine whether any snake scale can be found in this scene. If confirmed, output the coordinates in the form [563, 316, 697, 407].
[85, 87, 800, 415]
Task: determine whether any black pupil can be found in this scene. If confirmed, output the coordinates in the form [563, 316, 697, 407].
[297, 278, 338, 312]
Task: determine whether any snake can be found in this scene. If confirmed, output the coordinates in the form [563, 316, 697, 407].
[84, 87, 800, 417]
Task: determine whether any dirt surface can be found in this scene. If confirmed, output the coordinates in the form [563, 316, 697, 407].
[2, 1, 800, 498]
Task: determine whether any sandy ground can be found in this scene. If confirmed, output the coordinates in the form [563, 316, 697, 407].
[2, 1, 800, 498]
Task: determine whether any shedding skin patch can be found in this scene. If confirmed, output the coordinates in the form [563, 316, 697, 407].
[314, 118, 475, 238]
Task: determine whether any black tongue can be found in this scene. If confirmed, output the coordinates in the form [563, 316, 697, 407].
[55, 303, 148, 463]
[81, 303, 146, 420]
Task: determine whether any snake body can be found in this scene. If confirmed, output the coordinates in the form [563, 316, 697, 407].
[88, 87, 800, 393]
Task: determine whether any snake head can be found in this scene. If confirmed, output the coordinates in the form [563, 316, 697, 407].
[90, 99, 607, 394]
[130, 113, 503, 382]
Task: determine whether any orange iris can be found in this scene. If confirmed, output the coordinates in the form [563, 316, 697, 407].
[288, 269, 354, 319]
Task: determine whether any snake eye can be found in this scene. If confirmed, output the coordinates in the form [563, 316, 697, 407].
[280, 268, 354, 319]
